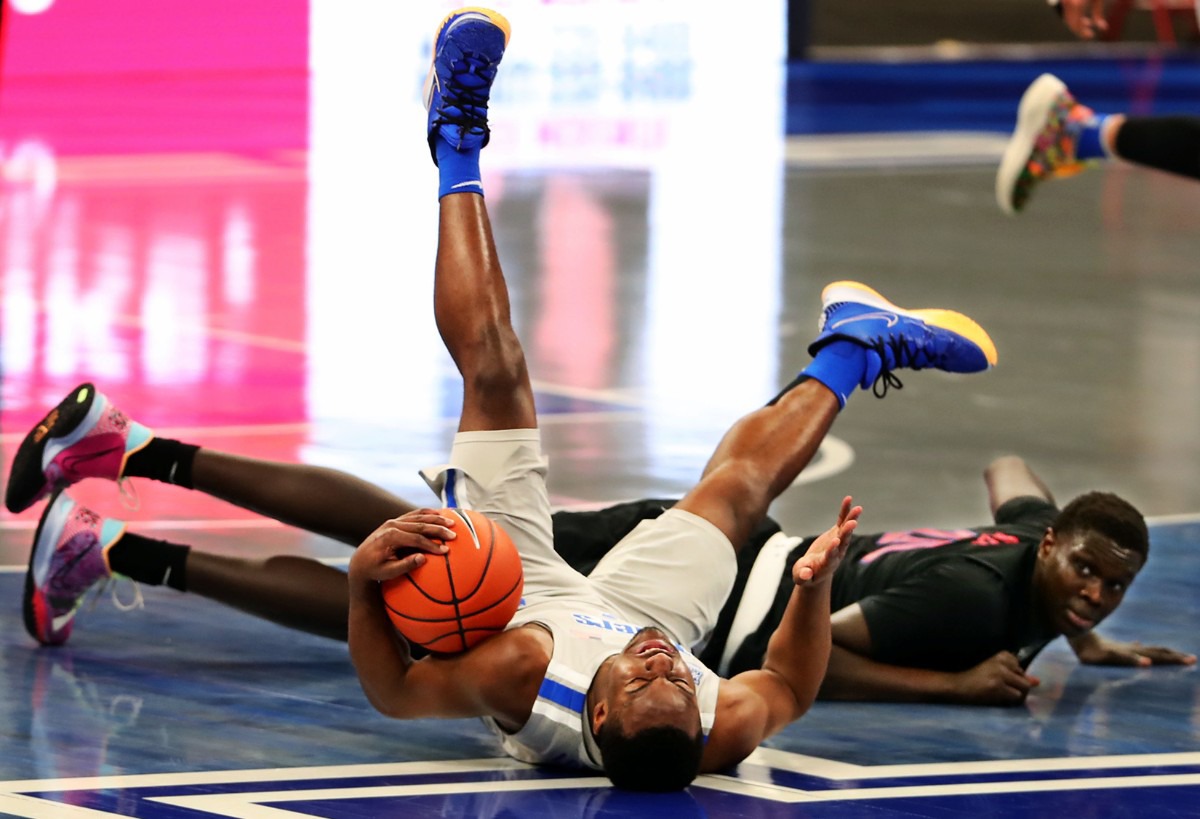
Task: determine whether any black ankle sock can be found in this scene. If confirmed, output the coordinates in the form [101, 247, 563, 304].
[107, 533, 190, 592]
[124, 439, 200, 489]
[1114, 116, 1200, 180]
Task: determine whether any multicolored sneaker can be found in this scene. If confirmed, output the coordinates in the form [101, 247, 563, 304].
[996, 74, 1096, 215]
[423, 7, 511, 162]
[24, 488, 125, 646]
[5, 383, 153, 514]
[809, 281, 998, 397]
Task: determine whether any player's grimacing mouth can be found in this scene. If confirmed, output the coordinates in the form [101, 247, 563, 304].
[1065, 608, 1096, 631]
[635, 639, 676, 657]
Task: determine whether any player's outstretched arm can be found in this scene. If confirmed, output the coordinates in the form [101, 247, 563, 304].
[701, 499, 859, 771]
[1068, 630, 1197, 667]
[821, 644, 1040, 706]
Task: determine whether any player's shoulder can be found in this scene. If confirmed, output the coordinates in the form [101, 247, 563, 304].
[702, 672, 781, 771]
[481, 623, 553, 671]
[451, 626, 552, 726]
[423, 623, 551, 681]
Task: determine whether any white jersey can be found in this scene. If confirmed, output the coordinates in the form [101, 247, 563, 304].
[422, 434, 735, 771]
[483, 598, 722, 770]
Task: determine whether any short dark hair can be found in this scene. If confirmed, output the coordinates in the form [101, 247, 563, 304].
[1052, 492, 1149, 558]
[596, 716, 703, 792]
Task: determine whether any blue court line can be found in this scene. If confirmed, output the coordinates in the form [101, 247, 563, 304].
[787, 55, 1200, 135]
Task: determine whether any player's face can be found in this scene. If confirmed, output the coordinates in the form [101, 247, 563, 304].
[1034, 528, 1144, 637]
[600, 627, 700, 735]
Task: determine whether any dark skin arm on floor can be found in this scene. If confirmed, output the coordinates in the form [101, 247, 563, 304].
[820, 601, 1038, 705]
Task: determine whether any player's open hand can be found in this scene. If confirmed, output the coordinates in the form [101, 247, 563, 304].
[1060, 0, 1108, 40]
[348, 509, 455, 590]
[792, 496, 861, 587]
[1071, 631, 1197, 667]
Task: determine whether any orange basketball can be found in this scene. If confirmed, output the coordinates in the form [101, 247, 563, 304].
[381, 508, 523, 654]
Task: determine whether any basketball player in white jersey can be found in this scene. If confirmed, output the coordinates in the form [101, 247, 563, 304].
[342, 8, 998, 791]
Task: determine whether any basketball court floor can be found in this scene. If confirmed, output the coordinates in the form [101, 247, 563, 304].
[1, 2, 1199, 816]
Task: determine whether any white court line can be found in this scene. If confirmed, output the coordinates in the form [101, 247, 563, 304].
[150, 777, 609, 819]
[744, 747, 1200, 780]
[785, 132, 1010, 168]
[0, 410, 641, 445]
[0, 520, 352, 574]
[529, 378, 643, 405]
[4, 750, 1200, 817]
[0, 553, 348, 575]
[0, 519, 287, 533]
[0, 758, 530, 793]
[0, 793, 122, 819]
[701, 772, 1200, 804]
[0, 424, 314, 445]
[1146, 511, 1200, 526]
[0, 380, 643, 446]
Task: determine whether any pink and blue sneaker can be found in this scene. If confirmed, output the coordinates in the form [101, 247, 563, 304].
[24, 488, 125, 646]
[5, 383, 153, 514]
[423, 7, 511, 161]
[809, 281, 998, 397]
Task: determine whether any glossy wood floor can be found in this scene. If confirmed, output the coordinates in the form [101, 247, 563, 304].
[1, 9, 1199, 816]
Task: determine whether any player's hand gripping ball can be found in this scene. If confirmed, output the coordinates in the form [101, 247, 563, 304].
[381, 508, 523, 654]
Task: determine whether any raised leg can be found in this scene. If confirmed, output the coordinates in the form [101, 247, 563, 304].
[679, 281, 996, 551]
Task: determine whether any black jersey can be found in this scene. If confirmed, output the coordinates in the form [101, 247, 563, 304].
[551, 496, 1060, 678]
[707, 495, 1061, 675]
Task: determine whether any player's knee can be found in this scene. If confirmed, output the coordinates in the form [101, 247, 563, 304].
[462, 325, 529, 395]
[696, 462, 769, 542]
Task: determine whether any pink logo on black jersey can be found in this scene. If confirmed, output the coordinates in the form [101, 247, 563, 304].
[858, 527, 1020, 564]
[859, 528, 977, 564]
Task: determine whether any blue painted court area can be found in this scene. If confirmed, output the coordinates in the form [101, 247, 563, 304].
[787, 54, 1200, 135]
[1, 518, 1196, 818]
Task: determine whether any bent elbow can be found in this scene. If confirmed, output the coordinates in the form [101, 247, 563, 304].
[359, 686, 415, 721]
[788, 687, 818, 723]
[372, 699, 407, 720]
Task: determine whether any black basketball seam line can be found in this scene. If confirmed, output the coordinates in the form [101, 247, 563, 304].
[387, 581, 521, 652]
[384, 509, 520, 651]
[384, 572, 523, 623]
[385, 545, 521, 649]
[383, 570, 517, 617]
[442, 517, 467, 654]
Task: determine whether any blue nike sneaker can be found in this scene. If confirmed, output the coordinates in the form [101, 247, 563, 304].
[423, 7, 511, 163]
[809, 281, 998, 397]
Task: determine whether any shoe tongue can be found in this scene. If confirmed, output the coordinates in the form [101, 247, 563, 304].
[859, 349, 884, 390]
